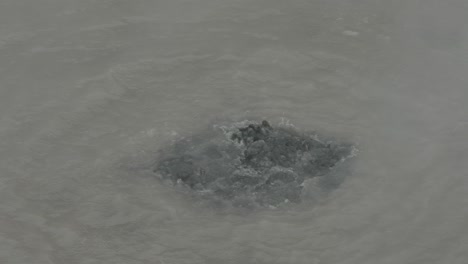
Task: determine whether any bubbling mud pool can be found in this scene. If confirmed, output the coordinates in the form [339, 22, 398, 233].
[153, 120, 356, 209]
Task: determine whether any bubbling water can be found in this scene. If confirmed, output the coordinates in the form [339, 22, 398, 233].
[154, 120, 355, 209]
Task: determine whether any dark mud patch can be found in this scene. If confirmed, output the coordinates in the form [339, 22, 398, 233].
[153, 120, 355, 209]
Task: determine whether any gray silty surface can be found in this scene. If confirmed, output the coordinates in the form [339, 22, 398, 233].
[154, 120, 354, 208]
[1, 0, 468, 264]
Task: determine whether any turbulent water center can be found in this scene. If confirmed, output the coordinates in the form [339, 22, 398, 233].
[154, 120, 354, 208]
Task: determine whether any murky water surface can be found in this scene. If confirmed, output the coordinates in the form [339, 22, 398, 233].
[1, 0, 467, 263]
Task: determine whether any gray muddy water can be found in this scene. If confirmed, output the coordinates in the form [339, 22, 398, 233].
[1, 0, 467, 263]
